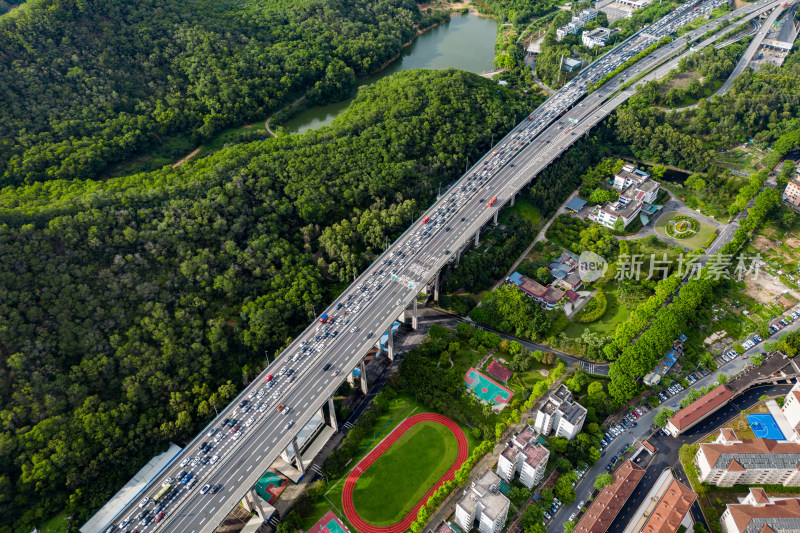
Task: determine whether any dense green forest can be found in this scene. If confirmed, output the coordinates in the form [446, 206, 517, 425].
[612, 47, 800, 169]
[0, 0, 24, 15]
[0, 0, 424, 187]
[0, 69, 529, 531]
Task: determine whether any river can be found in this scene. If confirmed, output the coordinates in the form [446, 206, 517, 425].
[282, 13, 499, 134]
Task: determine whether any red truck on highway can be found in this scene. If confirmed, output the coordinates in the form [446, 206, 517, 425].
[488, 197, 497, 207]
[422, 216, 430, 223]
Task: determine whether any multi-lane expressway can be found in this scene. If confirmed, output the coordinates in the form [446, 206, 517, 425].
[96, 1, 790, 533]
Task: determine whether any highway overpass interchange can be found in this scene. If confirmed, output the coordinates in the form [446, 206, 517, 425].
[88, 1, 792, 532]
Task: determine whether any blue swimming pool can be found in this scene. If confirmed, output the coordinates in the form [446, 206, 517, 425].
[747, 413, 786, 440]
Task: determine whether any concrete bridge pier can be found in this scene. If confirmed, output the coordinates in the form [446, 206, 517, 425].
[433, 271, 440, 302]
[510, 194, 516, 207]
[493, 210, 499, 226]
[327, 396, 338, 432]
[386, 326, 394, 361]
[455, 247, 462, 266]
[409, 299, 418, 330]
[359, 360, 368, 394]
[474, 229, 480, 247]
[242, 489, 269, 519]
[292, 436, 305, 474]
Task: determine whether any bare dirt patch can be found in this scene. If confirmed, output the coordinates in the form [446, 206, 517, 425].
[786, 237, 800, 249]
[417, 0, 474, 11]
[658, 71, 705, 96]
[744, 273, 797, 306]
[172, 147, 201, 169]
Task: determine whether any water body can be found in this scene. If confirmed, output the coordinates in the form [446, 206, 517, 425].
[283, 13, 499, 134]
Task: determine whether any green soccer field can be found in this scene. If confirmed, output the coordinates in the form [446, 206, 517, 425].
[350, 421, 459, 526]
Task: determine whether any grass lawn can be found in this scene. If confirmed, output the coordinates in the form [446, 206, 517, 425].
[563, 291, 630, 337]
[715, 148, 759, 174]
[499, 197, 543, 227]
[351, 421, 460, 526]
[654, 211, 717, 250]
[299, 394, 479, 530]
[104, 133, 196, 177]
[40, 511, 71, 533]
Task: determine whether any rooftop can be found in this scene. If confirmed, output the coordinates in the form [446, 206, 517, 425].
[459, 470, 510, 520]
[641, 479, 696, 533]
[728, 492, 800, 533]
[668, 385, 734, 431]
[575, 460, 645, 533]
[558, 402, 587, 425]
[566, 197, 588, 212]
[700, 436, 800, 470]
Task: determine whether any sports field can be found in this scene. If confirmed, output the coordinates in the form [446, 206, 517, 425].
[343, 413, 468, 533]
[465, 367, 514, 405]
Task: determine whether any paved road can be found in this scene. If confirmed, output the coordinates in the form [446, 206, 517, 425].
[545, 338, 790, 533]
[716, 2, 785, 95]
[97, 2, 787, 533]
[604, 381, 793, 533]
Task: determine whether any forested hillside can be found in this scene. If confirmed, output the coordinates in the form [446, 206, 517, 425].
[0, 69, 528, 531]
[0, 0, 24, 15]
[0, 0, 420, 186]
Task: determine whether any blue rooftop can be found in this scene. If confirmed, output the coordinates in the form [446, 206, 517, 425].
[508, 272, 524, 286]
[565, 197, 587, 212]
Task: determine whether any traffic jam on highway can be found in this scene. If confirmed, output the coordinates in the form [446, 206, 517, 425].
[99, 1, 780, 531]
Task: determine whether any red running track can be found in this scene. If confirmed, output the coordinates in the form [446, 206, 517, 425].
[342, 413, 469, 533]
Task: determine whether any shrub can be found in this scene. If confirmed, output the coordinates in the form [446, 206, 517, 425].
[576, 291, 607, 323]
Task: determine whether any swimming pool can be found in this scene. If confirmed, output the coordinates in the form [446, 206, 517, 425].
[747, 413, 786, 440]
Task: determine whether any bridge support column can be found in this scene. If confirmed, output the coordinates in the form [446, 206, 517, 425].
[411, 299, 418, 331]
[387, 327, 394, 362]
[242, 489, 269, 519]
[493, 211, 499, 226]
[359, 360, 368, 394]
[328, 396, 338, 432]
[474, 230, 480, 247]
[511, 194, 516, 207]
[346, 368, 355, 386]
[455, 248, 462, 267]
[292, 436, 305, 474]
[433, 271, 440, 302]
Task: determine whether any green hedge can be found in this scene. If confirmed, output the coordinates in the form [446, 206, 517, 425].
[576, 291, 607, 323]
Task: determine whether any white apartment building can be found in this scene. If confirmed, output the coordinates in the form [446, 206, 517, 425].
[556, 9, 598, 40]
[613, 164, 650, 190]
[533, 385, 586, 440]
[455, 470, 510, 533]
[721, 487, 800, 533]
[590, 164, 660, 230]
[496, 425, 550, 489]
[582, 27, 612, 49]
[695, 429, 800, 487]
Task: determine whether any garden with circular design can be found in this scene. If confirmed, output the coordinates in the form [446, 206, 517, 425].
[665, 215, 699, 239]
[654, 210, 716, 250]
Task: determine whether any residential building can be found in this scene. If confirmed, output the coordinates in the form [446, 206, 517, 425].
[556, 9, 598, 40]
[454, 470, 510, 533]
[574, 460, 646, 533]
[506, 272, 565, 309]
[695, 430, 800, 487]
[762, 377, 800, 443]
[497, 425, 550, 489]
[582, 27, 612, 49]
[721, 487, 800, 533]
[613, 164, 650, 190]
[589, 164, 660, 230]
[665, 384, 734, 437]
[784, 178, 800, 207]
[533, 384, 587, 440]
[621, 470, 696, 533]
